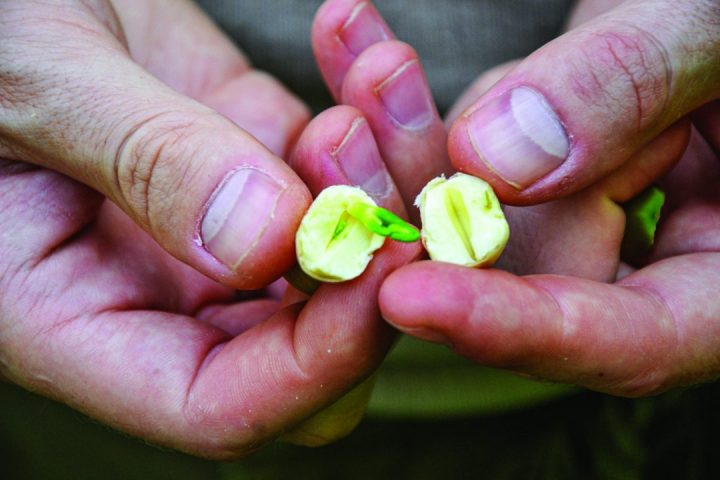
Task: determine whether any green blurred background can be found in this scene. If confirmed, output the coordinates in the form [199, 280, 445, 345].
[2, 336, 719, 479]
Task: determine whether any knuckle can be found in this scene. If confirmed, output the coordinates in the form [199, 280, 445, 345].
[570, 27, 672, 130]
[112, 112, 200, 229]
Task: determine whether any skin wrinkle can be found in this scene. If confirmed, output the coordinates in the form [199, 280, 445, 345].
[603, 288, 669, 396]
[4, 3, 126, 56]
[2, 8, 139, 173]
[583, 28, 671, 133]
[613, 282, 679, 394]
[30, 212, 99, 271]
[524, 278, 572, 366]
[604, 34, 648, 130]
[615, 21, 674, 125]
[112, 0, 250, 99]
[1, 174, 98, 269]
[111, 111, 169, 203]
[182, 339, 230, 426]
[5, 70, 107, 171]
[79, 0, 127, 45]
[0, 264, 35, 357]
[111, 111, 202, 232]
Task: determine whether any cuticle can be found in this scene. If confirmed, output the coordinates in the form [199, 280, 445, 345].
[194, 165, 286, 251]
[374, 59, 420, 94]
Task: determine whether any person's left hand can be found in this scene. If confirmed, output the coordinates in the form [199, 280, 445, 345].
[0, 0, 419, 458]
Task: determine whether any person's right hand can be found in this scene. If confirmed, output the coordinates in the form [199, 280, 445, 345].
[378, 0, 720, 396]
[0, 0, 420, 458]
[310, 0, 681, 282]
[312, 0, 720, 397]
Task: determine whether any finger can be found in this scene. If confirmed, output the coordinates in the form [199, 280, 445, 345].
[0, 161, 233, 320]
[597, 118, 691, 202]
[380, 254, 720, 397]
[114, 0, 311, 157]
[445, 60, 520, 127]
[449, 0, 627, 132]
[196, 299, 279, 336]
[313, 2, 452, 214]
[189, 238, 419, 453]
[495, 119, 690, 279]
[284, 105, 418, 444]
[289, 105, 405, 214]
[1, 1, 311, 289]
[652, 128, 720, 260]
[497, 189, 626, 280]
[341, 41, 453, 216]
[312, 0, 394, 101]
[448, 0, 720, 205]
[201, 71, 311, 158]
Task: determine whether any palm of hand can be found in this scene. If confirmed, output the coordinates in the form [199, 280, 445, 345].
[0, 160, 416, 456]
[1, 165, 236, 450]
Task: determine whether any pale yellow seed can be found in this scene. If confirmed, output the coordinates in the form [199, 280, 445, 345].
[296, 185, 385, 282]
[415, 173, 509, 267]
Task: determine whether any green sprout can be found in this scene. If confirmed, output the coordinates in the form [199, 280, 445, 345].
[346, 202, 420, 242]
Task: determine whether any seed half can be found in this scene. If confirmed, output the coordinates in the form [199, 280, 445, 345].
[296, 185, 386, 282]
[415, 173, 509, 267]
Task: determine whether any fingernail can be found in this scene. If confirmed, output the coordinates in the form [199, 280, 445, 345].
[332, 118, 391, 198]
[339, 2, 391, 56]
[377, 60, 435, 129]
[201, 168, 283, 269]
[467, 87, 569, 189]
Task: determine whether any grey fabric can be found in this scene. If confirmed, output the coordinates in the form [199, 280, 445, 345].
[195, 0, 574, 113]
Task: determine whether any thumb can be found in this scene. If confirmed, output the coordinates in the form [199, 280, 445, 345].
[1, 2, 311, 289]
[448, 0, 720, 205]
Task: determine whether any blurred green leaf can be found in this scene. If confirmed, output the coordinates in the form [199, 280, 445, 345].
[367, 335, 576, 418]
[621, 185, 665, 265]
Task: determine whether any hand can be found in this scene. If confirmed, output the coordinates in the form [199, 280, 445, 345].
[0, 0, 418, 457]
[311, 0, 678, 282]
[378, 0, 720, 396]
